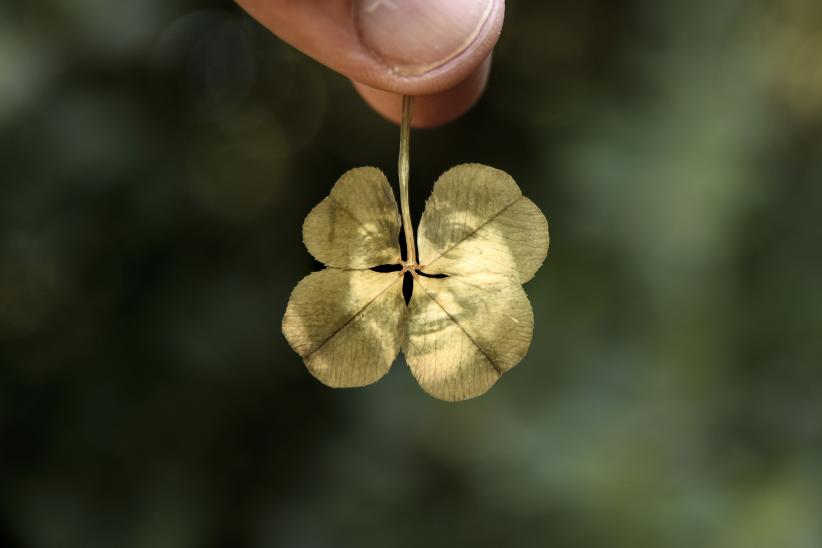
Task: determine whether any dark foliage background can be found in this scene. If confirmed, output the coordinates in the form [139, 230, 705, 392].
[2, 1, 821, 547]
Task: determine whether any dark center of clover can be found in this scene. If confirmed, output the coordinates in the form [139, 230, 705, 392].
[369, 262, 449, 304]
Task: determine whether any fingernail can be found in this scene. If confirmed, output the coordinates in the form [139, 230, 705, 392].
[355, 0, 495, 76]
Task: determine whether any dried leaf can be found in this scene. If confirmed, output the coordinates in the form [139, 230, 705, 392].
[417, 164, 549, 282]
[303, 167, 402, 269]
[406, 165, 545, 400]
[283, 268, 406, 387]
[404, 272, 534, 401]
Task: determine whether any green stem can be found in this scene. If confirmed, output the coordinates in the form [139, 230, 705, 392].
[398, 95, 416, 265]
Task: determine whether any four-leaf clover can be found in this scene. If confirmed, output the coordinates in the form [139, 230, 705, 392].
[283, 164, 549, 401]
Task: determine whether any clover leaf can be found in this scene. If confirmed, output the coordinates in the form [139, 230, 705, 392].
[283, 163, 549, 401]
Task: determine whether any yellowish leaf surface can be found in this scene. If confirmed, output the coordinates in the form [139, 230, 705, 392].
[417, 164, 549, 282]
[284, 162, 548, 401]
[283, 268, 406, 388]
[404, 272, 534, 402]
[303, 167, 402, 269]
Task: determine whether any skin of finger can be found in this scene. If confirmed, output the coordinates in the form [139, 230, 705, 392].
[352, 55, 492, 127]
[234, 0, 505, 96]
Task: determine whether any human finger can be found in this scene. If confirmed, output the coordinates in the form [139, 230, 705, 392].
[235, 0, 504, 126]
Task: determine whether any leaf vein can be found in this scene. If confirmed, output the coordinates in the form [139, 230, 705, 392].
[305, 272, 403, 358]
[423, 196, 524, 270]
[415, 279, 503, 376]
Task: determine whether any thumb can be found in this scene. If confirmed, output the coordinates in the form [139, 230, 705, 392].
[235, 0, 504, 127]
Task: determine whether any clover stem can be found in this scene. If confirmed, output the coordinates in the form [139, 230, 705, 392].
[398, 95, 417, 266]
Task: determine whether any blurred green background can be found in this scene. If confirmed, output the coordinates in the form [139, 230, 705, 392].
[2, 0, 822, 547]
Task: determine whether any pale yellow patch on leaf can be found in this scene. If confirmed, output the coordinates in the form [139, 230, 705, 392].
[283, 268, 406, 388]
[303, 167, 402, 269]
[417, 164, 549, 282]
[404, 272, 534, 401]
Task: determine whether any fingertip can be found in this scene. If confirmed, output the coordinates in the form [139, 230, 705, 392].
[353, 0, 504, 96]
[352, 55, 492, 128]
[237, 0, 504, 125]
